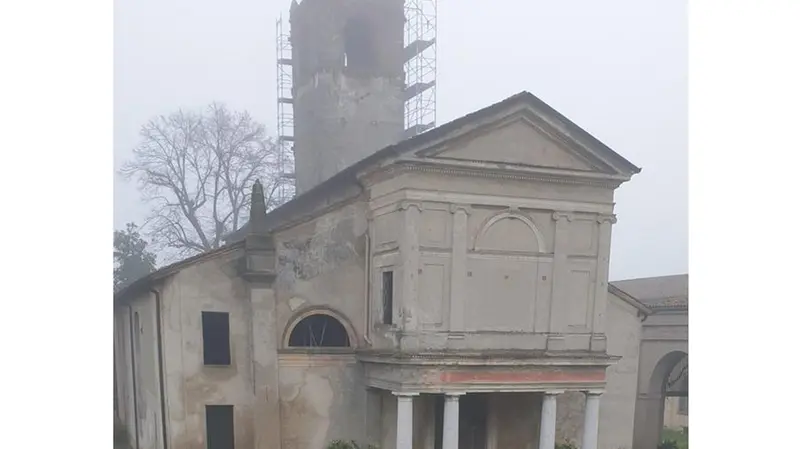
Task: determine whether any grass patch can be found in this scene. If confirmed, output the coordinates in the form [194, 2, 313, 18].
[660, 427, 688, 449]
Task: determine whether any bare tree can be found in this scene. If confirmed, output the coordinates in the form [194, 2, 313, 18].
[121, 103, 284, 259]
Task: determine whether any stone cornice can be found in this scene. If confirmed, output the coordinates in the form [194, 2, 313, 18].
[597, 214, 618, 224]
[379, 160, 627, 189]
[356, 349, 618, 367]
[449, 203, 472, 215]
[552, 211, 575, 222]
[398, 200, 423, 212]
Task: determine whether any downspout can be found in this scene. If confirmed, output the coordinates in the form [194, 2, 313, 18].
[151, 288, 170, 449]
[364, 232, 373, 345]
[128, 305, 140, 449]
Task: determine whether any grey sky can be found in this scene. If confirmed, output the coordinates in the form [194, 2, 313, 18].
[114, 0, 687, 281]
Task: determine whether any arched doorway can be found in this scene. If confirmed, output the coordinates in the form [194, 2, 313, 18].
[633, 349, 688, 449]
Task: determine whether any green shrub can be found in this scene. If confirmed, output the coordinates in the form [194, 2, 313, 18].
[555, 440, 578, 449]
[326, 440, 379, 449]
[658, 440, 679, 449]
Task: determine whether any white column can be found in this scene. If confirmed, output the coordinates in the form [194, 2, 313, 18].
[538, 391, 560, 449]
[581, 391, 603, 449]
[443, 393, 463, 449]
[395, 392, 417, 449]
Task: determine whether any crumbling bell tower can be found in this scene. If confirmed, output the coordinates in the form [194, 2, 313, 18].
[289, 0, 406, 194]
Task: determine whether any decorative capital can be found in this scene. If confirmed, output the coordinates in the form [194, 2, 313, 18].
[552, 211, 574, 222]
[392, 392, 420, 398]
[544, 390, 565, 396]
[399, 200, 423, 212]
[596, 214, 617, 224]
[449, 203, 472, 215]
[585, 390, 605, 397]
[444, 392, 467, 399]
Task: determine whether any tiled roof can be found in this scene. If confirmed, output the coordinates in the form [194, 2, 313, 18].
[610, 274, 688, 310]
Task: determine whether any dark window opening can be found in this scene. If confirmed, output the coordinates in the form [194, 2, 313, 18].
[678, 396, 688, 415]
[343, 16, 375, 70]
[434, 395, 444, 449]
[206, 405, 235, 449]
[133, 311, 141, 354]
[288, 314, 350, 348]
[382, 271, 394, 325]
[202, 312, 231, 366]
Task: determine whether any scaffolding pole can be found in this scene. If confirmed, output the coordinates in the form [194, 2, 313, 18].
[276, 16, 296, 205]
[404, 0, 438, 138]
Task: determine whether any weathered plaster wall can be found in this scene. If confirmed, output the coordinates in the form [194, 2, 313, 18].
[274, 200, 369, 343]
[115, 306, 137, 448]
[598, 295, 643, 449]
[273, 201, 372, 449]
[160, 248, 255, 449]
[114, 293, 165, 449]
[556, 392, 585, 447]
[278, 355, 367, 449]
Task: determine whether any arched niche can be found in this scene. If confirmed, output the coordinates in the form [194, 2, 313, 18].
[282, 307, 357, 350]
[473, 211, 547, 253]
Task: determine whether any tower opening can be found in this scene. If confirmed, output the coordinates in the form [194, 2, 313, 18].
[344, 16, 375, 70]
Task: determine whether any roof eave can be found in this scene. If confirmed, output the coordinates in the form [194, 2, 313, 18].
[608, 284, 653, 316]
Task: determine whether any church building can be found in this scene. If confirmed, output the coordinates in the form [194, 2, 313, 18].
[113, 2, 688, 449]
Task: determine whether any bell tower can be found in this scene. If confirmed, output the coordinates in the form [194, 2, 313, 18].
[289, 0, 406, 194]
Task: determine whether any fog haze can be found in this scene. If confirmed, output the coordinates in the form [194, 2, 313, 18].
[114, 0, 687, 280]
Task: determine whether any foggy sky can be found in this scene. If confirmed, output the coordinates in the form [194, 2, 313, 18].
[114, 0, 687, 281]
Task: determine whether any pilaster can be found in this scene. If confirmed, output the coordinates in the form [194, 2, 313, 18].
[448, 204, 471, 333]
[591, 214, 616, 351]
[399, 201, 422, 337]
[548, 212, 573, 350]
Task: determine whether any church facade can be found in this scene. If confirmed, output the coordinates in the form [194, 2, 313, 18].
[114, 3, 688, 449]
[114, 91, 688, 449]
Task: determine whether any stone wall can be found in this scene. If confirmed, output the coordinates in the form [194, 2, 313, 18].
[291, 0, 406, 193]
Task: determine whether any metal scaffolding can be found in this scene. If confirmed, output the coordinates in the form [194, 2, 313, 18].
[275, 16, 296, 205]
[404, 0, 438, 137]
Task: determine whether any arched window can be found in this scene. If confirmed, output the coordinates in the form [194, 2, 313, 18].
[287, 313, 351, 348]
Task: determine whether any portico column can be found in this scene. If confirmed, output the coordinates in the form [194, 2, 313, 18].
[443, 393, 463, 449]
[538, 391, 561, 449]
[581, 391, 603, 449]
[394, 392, 417, 449]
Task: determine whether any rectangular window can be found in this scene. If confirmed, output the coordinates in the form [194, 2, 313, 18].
[206, 405, 235, 449]
[202, 312, 231, 366]
[382, 270, 394, 325]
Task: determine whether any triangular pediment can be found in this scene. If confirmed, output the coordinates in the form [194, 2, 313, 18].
[415, 113, 617, 174]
